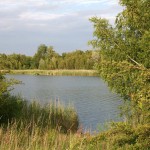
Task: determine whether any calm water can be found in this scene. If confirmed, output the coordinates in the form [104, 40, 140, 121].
[6, 75, 122, 132]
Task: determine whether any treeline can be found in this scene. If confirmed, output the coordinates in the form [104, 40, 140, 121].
[0, 46, 97, 70]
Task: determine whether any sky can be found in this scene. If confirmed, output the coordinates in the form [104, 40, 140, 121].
[0, 0, 123, 56]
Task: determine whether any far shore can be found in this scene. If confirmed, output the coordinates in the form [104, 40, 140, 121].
[1, 69, 99, 76]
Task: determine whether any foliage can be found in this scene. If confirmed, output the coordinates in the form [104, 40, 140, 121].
[0, 46, 96, 70]
[89, 0, 150, 149]
[0, 53, 33, 70]
[0, 0, 149, 149]
[90, 0, 150, 120]
[0, 95, 24, 124]
[0, 73, 23, 124]
[89, 0, 150, 68]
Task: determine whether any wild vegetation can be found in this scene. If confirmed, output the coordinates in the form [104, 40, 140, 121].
[0, 0, 149, 149]
[5, 69, 98, 76]
[88, 0, 150, 149]
[0, 72, 80, 149]
[0, 48, 96, 70]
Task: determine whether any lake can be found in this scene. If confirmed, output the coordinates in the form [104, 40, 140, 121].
[6, 75, 123, 132]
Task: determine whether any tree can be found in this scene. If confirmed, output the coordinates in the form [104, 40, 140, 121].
[39, 58, 46, 69]
[116, 0, 150, 68]
[89, 0, 150, 125]
[0, 45, 95, 70]
[33, 44, 47, 68]
[90, 0, 150, 68]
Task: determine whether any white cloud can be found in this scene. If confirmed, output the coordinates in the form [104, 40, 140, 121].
[58, 0, 100, 4]
[52, 0, 119, 5]
[0, 0, 123, 55]
[0, 0, 119, 6]
[19, 12, 65, 21]
[0, 0, 47, 4]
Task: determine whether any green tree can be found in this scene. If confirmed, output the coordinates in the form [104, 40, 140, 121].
[33, 44, 47, 68]
[89, 0, 150, 125]
[0, 45, 95, 70]
[39, 58, 46, 69]
[90, 0, 150, 68]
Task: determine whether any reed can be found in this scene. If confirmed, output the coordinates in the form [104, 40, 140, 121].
[0, 95, 79, 133]
[0, 122, 90, 150]
[0, 96, 149, 149]
[2, 69, 98, 76]
[0, 95, 94, 150]
[1, 121, 149, 149]
[1, 86, 148, 149]
[20, 100, 79, 133]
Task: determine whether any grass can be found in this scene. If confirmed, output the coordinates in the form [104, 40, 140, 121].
[0, 123, 86, 150]
[0, 69, 98, 76]
[21, 101, 79, 133]
[1, 122, 149, 149]
[0, 95, 149, 149]
[0, 95, 79, 133]
[0, 73, 149, 149]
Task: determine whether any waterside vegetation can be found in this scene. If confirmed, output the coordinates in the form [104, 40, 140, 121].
[1, 69, 98, 76]
[0, 0, 150, 149]
[0, 49, 97, 70]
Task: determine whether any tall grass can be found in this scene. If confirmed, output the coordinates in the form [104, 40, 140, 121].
[2, 69, 98, 76]
[0, 122, 88, 150]
[0, 95, 79, 133]
[0, 95, 90, 150]
[0, 95, 149, 149]
[0, 121, 149, 149]
[21, 100, 79, 133]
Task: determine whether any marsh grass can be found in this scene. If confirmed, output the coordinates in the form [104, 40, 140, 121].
[20, 100, 79, 133]
[0, 96, 149, 149]
[0, 95, 79, 133]
[0, 84, 149, 149]
[0, 95, 90, 150]
[0, 122, 89, 150]
[0, 95, 82, 149]
[2, 69, 98, 76]
[1, 122, 149, 150]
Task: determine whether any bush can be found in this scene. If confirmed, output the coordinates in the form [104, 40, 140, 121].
[0, 95, 24, 124]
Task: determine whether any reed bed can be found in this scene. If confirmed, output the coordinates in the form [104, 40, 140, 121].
[1, 95, 149, 149]
[0, 122, 92, 150]
[2, 69, 98, 76]
[21, 100, 79, 133]
[1, 122, 149, 150]
[0, 95, 82, 149]
[0, 95, 99, 150]
[0, 95, 79, 133]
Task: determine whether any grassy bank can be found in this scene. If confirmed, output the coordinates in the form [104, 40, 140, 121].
[0, 119, 149, 149]
[1, 69, 98, 76]
[0, 95, 149, 149]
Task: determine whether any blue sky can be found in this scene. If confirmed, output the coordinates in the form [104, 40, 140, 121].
[0, 0, 123, 56]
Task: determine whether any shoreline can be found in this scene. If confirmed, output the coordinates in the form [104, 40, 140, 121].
[1, 69, 99, 76]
